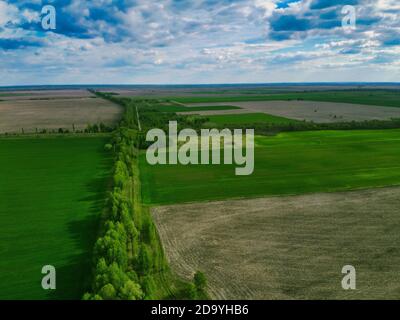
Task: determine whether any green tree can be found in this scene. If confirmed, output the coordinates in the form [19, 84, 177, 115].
[193, 271, 208, 299]
[82, 292, 103, 300]
[137, 244, 152, 275]
[120, 280, 143, 300]
[194, 271, 207, 292]
[185, 283, 197, 300]
[99, 284, 117, 300]
[140, 275, 156, 299]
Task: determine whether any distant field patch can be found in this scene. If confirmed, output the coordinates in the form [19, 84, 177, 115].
[140, 129, 400, 205]
[171, 90, 400, 108]
[201, 113, 299, 125]
[0, 136, 112, 300]
[0, 98, 122, 133]
[0, 93, 32, 98]
[145, 104, 241, 113]
[153, 187, 400, 299]
[187, 101, 400, 123]
[0, 90, 94, 101]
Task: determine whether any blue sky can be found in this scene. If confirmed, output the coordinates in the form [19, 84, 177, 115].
[0, 0, 399, 85]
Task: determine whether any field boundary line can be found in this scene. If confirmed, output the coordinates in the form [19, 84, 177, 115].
[136, 105, 142, 131]
[171, 100, 187, 107]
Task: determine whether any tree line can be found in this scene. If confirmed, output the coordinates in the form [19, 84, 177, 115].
[84, 91, 208, 300]
[209, 118, 400, 136]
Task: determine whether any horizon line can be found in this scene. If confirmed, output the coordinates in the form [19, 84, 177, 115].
[1, 81, 400, 89]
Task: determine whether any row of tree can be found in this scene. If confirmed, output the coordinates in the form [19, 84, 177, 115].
[2, 123, 115, 136]
[84, 92, 208, 300]
[83, 125, 144, 300]
[210, 118, 400, 136]
[85, 123, 115, 133]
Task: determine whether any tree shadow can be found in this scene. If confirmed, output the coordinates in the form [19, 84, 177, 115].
[45, 155, 112, 300]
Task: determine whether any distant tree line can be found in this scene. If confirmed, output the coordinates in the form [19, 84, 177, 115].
[209, 118, 400, 136]
[1, 122, 115, 137]
[136, 102, 209, 149]
[84, 123, 114, 133]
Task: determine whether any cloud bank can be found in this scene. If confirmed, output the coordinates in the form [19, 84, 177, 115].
[0, 0, 399, 85]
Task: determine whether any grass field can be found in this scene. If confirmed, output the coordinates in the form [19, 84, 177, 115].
[0, 136, 112, 300]
[201, 113, 299, 125]
[145, 104, 241, 113]
[140, 129, 400, 205]
[168, 90, 400, 108]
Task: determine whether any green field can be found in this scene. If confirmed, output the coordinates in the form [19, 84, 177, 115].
[0, 136, 112, 300]
[140, 129, 400, 205]
[166, 90, 400, 108]
[145, 104, 241, 113]
[201, 113, 299, 126]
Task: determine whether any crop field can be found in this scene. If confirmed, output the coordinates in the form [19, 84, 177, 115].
[186, 101, 400, 123]
[171, 90, 400, 108]
[1, 0, 399, 304]
[145, 104, 241, 113]
[2, 87, 400, 301]
[0, 136, 112, 300]
[200, 113, 299, 125]
[152, 187, 400, 299]
[0, 90, 95, 101]
[140, 129, 400, 205]
[0, 98, 122, 133]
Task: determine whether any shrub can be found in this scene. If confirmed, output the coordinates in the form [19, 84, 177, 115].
[99, 284, 117, 300]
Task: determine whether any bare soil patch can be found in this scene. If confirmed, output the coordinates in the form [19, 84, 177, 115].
[0, 90, 94, 101]
[187, 101, 400, 123]
[0, 98, 122, 133]
[153, 187, 400, 300]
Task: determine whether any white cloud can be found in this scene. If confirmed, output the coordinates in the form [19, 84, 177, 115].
[0, 1, 19, 26]
[0, 0, 399, 84]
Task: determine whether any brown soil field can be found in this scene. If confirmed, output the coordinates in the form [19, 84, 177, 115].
[187, 101, 400, 123]
[0, 98, 122, 133]
[152, 187, 400, 300]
